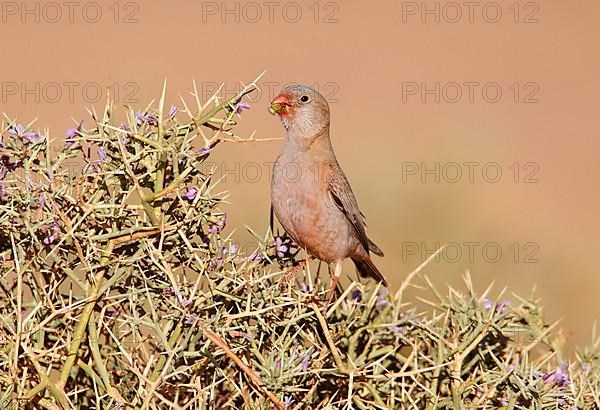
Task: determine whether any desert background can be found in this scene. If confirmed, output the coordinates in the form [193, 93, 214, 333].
[1, 0, 598, 351]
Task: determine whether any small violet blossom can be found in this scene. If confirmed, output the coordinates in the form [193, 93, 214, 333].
[235, 101, 251, 115]
[248, 252, 263, 262]
[0, 155, 23, 180]
[185, 187, 198, 201]
[482, 298, 494, 310]
[176, 292, 192, 308]
[65, 121, 84, 148]
[167, 105, 178, 119]
[301, 348, 313, 372]
[483, 298, 511, 313]
[283, 396, 294, 409]
[223, 243, 239, 254]
[208, 214, 227, 234]
[184, 314, 197, 326]
[199, 146, 214, 156]
[97, 147, 108, 163]
[8, 124, 43, 144]
[275, 236, 291, 258]
[301, 283, 313, 293]
[135, 111, 158, 126]
[376, 287, 389, 309]
[542, 361, 570, 387]
[43, 221, 61, 245]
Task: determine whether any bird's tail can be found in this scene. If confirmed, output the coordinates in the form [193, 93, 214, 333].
[368, 238, 384, 257]
[352, 256, 388, 287]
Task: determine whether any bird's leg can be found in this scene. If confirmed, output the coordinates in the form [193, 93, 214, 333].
[280, 257, 311, 289]
[316, 259, 323, 282]
[324, 260, 343, 306]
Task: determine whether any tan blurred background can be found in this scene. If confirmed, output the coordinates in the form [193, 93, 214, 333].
[1, 0, 598, 350]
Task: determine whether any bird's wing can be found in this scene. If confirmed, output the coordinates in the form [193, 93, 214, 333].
[325, 162, 371, 254]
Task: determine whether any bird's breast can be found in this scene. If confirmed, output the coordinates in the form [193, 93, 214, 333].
[271, 155, 322, 233]
[271, 155, 351, 261]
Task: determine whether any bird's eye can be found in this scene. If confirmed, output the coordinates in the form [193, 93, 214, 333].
[300, 95, 311, 103]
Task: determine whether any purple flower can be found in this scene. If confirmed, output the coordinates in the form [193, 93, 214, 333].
[482, 298, 511, 313]
[275, 358, 281, 370]
[376, 287, 389, 309]
[283, 395, 294, 408]
[275, 236, 289, 258]
[209, 257, 224, 270]
[351, 289, 362, 301]
[542, 361, 570, 387]
[97, 147, 108, 163]
[176, 292, 192, 308]
[199, 146, 214, 155]
[185, 187, 198, 201]
[7, 124, 25, 137]
[135, 111, 158, 126]
[248, 252, 263, 262]
[167, 105, 178, 119]
[496, 300, 511, 313]
[184, 314, 197, 326]
[23, 132, 43, 144]
[105, 309, 120, 318]
[217, 214, 227, 231]
[24, 132, 42, 144]
[43, 233, 58, 245]
[235, 101, 251, 115]
[392, 326, 406, 335]
[65, 121, 84, 147]
[0, 156, 22, 181]
[223, 243, 239, 254]
[483, 298, 494, 310]
[41, 221, 61, 245]
[301, 348, 313, 372]
[209, 214, 227, 235]
[162, 286, 174, 297]
[8, 124, 42, 144]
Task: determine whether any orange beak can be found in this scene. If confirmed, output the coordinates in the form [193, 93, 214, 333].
[269, 94, 291, 116]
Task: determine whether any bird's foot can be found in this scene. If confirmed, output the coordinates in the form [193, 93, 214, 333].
[319, 274, 341, 314]
[323, 286, 336, 307]
[279, 260, 307, 290]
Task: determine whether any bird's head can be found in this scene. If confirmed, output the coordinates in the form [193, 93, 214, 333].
[269, 84, 330, 136]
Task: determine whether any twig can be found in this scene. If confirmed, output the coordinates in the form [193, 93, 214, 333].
[196, 319, 285, 410]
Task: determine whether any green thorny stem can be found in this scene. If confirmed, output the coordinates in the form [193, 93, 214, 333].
[22, 78, 266, 408]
